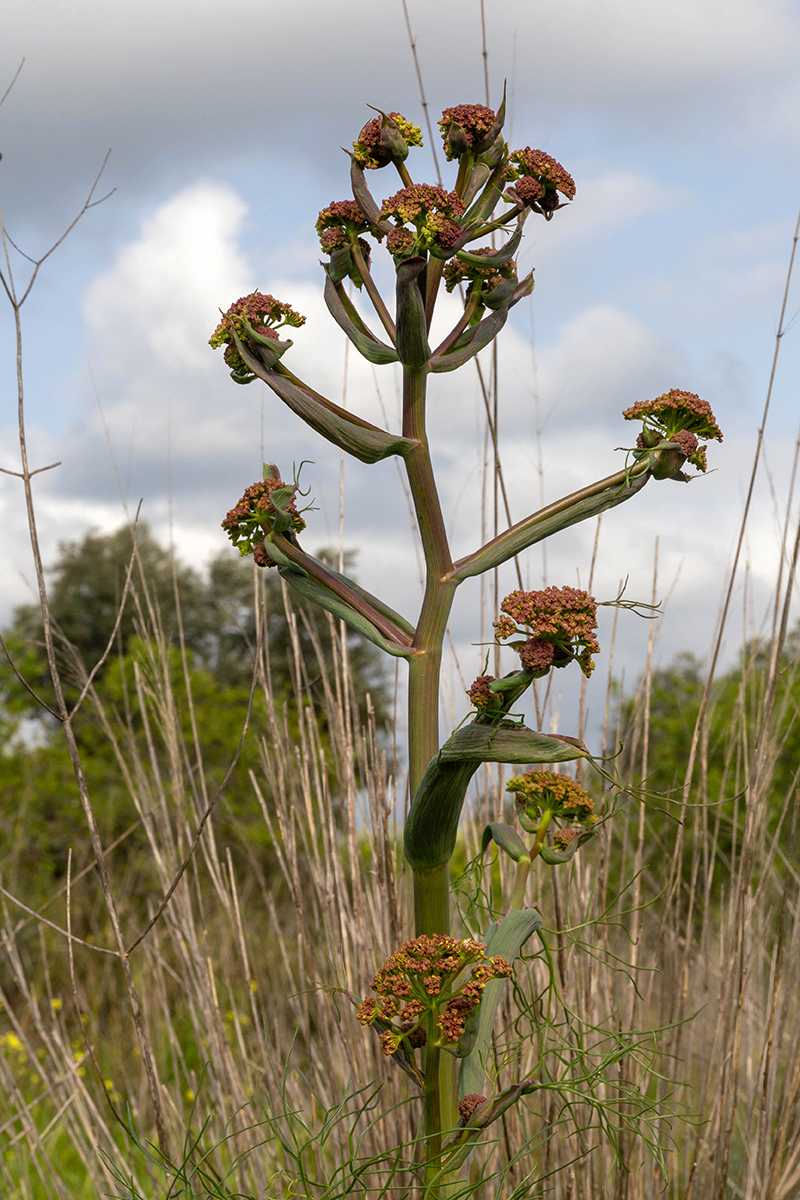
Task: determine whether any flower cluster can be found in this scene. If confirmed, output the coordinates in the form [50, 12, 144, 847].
[507, 148, 575, 218]
[623, 390, 722, 475]
[316, 199, 372, 254]
[459, 1093, 489, 1122]
[209, 293, 306, 376]
[506, 769, 598, 836]
[380, 184, 465, 252]
[357, 935, 512, 1055]
[467, 675, 495, 710]
[438, 103, 498, 160]
[353, 111, 423, 169]
[443, 247, 518, 298]
[222, 472, 306, 563]
[494, 586, 600, 677]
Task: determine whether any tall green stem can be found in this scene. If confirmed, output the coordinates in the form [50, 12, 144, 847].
[402, 363, 460, 1184]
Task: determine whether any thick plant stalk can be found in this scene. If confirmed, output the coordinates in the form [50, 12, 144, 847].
[210, 97, 721, 1198]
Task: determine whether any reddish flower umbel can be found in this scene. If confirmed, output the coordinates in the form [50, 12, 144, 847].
[209, 292, 306, 374]
[624, 389, 722, 475]
[443, 247, 518, 297]
[494, 586, 600, 677]
[316, 200, 372, 254]
[222, 472, 306, 563]
[507, 148, 575, 218]
[507, 769, 598, 838]
[459, 1093, 488, 1122]
[353, 111, 423, 169]
[381, 184, 465, 252]
[438, 103, 497, 160]
[517, 638, 556, 672]
[357, 935, 512, 1054]
[467, 675, 495, 710]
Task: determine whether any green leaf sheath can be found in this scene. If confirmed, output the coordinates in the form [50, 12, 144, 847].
[452, 461, 651, 580]
[278, 567, 415, 659]
[458, 908, 543, 1100]
[430, 271, 533, 373]
[404, 725, 589, 871]
[315, 560, 417, 639]
[481, 822, 530, 862]
[349, 155, 394, 234]
[429, 308, 509, 373]
[396, 257, 432, 367]
[233, 335, 414, 463]
[455, 222, 523, 268]
[263, 534, 414, 655]
[323, 272, 399, 362]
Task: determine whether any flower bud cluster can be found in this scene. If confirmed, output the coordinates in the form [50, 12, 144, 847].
[443, 247, 518, 298]
[356, 934, 512, 1055]
[467, 675, 495, 710]
[458, 1093, 489, 1122]
[438, 103, 498, 161]
[210, 293, 306, 376]
[316, 200, 372, 251]
[222, 472, 305, 563]
[506, 770, 598, 838]
[623, 390, 722, 476]
[381, 184, 465, 254]
[494, 586, 600, 677]
[506, 148, 576, 219]
[353, 111, 423, 169]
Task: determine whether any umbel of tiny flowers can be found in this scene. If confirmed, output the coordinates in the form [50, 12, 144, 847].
[467, 586, 599, 723]
[494, 585, 600, 677]
[506, 770, 599, 863]
[438, 102, 504, 161]
[357, 935, 512, 1058]
[221, 465, 306, 566]
[209, 292, 306, 382]
[352, 109, 424, 170]
[505, 148, 576, 219]
[624, 389, 723, 479]
[381, 183, 466, 256]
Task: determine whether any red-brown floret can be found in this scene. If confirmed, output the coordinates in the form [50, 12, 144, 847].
[438, 104, 497, 160]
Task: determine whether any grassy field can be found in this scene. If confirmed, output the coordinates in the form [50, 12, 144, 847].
[0, 539, 798, 1198]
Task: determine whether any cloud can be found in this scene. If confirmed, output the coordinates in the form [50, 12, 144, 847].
[84, 180, 250, 374]
[3, 0, 799, 244]
[1, 173, 794, 713]
[7, 0, 797, 123]
[527, 304, 680, 426]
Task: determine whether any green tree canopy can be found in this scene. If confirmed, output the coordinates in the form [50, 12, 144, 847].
[0, 525, 391, 897]
[2, 522, 389, 724]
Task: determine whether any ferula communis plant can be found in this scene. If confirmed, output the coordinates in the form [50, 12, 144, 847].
[211, 95, 722, 1194]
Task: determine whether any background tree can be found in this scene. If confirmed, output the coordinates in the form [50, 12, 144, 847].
[0, 524, 390, 897]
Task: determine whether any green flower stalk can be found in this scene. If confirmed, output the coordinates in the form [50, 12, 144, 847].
[210, 93, 722, 1193]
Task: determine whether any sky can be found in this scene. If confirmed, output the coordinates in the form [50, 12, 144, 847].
[1, 0, 800, 738]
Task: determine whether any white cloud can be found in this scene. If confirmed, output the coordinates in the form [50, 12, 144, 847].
[84, 181, 250, 374]
[3, 176, 795, 708]
[7, 0, 797, 123]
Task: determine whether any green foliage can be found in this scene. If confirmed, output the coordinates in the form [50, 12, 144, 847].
[0, 525, 390, 901]
[617, 640, 800, 908]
